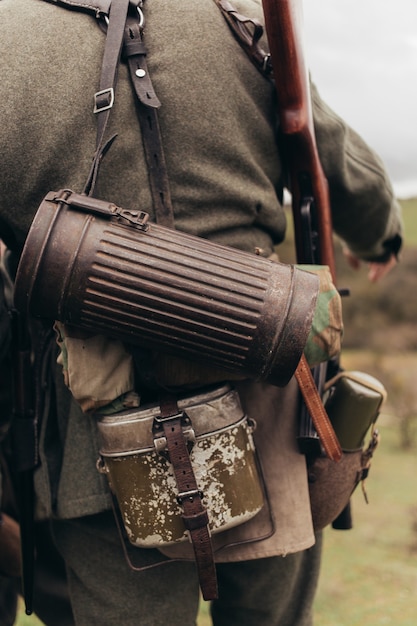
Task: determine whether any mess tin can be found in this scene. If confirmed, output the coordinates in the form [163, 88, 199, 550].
[96, 385, 264, 547]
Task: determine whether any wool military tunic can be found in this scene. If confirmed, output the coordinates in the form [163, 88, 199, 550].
[0, 0, 403, 563]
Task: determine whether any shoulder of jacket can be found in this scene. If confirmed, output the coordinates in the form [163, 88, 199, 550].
[40, 0, 111, 18]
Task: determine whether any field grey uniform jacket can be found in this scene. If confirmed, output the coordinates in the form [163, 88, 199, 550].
[0, 0, 403, 562]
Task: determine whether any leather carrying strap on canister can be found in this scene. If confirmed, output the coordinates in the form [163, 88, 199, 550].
[83, 0, 131, 196]
[85, 1, 175, 229]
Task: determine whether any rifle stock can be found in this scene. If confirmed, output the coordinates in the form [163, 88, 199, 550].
[261, 0, 336, 280]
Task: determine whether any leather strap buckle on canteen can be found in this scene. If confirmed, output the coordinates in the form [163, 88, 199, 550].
[157, 393, 218, 601]
[153, 410, 196, 458]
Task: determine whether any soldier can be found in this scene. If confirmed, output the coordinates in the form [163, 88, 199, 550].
[0, 1, 401, 624]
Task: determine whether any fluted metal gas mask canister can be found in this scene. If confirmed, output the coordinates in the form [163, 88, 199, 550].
[96, 385, 263, 546]
[14, 189, 319, 386]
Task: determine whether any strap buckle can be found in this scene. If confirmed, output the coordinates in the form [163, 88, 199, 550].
[93, 87, 115, 114]
[153, 411, 196, 456]
[176, 489, 204, 505]
[104, 4, 144, 28]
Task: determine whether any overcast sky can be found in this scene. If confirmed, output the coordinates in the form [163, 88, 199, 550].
[302, 0, 417, 198]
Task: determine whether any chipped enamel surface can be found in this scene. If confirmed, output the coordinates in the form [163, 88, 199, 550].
[101, 418, 264, 547]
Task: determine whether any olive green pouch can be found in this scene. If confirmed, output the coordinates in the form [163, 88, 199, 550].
[323, 370, 387, 450]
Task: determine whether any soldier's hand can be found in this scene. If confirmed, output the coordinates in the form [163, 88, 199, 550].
[343, 248, 398, 283]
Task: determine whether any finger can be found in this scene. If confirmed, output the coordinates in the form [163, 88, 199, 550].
[368, 255, 397, 282]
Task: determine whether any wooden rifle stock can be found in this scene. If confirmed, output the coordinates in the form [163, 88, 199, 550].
[261, 0, 336, 281]
[261, 0, 343, 464]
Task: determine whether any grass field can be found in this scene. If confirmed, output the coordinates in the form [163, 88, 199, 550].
[196, 410, 417, 625]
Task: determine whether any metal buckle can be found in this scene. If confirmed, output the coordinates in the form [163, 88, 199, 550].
[176, 489, 204, 505]
[93, 87, 115, 114]
[104, 4, 144, 28]
[153, 411, 196, 456]
[263, 54, 272, 75]
[153, 410, 185, 425]
[112, 206, 150, 230]
[135, 5, 144, 28]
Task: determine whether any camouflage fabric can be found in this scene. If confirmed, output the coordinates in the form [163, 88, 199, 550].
[299, 265, 343, 367]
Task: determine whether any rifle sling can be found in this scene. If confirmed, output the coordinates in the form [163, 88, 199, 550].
[295, 356, 342, 462]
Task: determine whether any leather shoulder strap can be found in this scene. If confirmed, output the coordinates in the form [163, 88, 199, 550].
[212, 0, 273, 78]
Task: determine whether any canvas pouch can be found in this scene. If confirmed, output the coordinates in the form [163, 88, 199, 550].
[54, 322, 140, 414]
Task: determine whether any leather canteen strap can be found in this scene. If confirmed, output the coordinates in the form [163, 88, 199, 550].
[295, 355, 342, 462]
[123, 8, 217, 598]
[156, 394, 218, 601]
